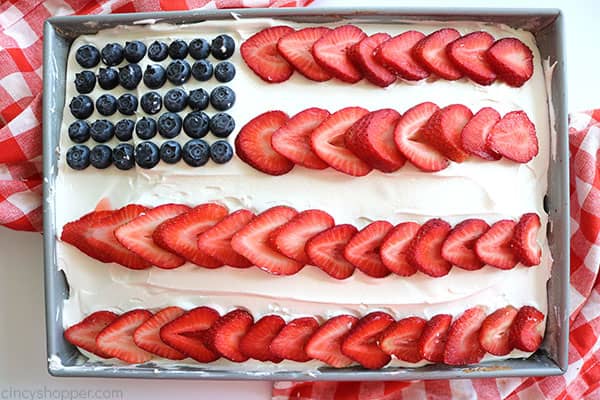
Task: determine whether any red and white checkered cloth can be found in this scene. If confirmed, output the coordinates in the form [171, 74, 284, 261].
[1, 2, 599, 398]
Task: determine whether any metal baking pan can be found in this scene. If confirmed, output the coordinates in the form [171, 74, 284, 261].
[43, 7, 569, 380]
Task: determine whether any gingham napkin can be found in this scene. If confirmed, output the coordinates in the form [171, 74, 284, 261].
[1, 2, 599, 398]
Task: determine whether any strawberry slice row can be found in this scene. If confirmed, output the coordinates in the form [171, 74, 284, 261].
[241, 25, 534, 87]
[62, 203, 543, 278]
[236, 105, 538, 177]
[65, 304, 545, 368]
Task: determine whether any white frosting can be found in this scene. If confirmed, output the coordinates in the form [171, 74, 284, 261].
[55, 18, 552, 369]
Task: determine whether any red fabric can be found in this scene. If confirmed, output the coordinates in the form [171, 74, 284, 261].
[0, 0, 313, 231]
[272, 111, 600, 399]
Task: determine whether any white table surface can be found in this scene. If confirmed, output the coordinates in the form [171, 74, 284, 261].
[0, 0, 596, 398]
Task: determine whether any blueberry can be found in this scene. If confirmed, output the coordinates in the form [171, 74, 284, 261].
[90, 144, 113, 169]
[182, 139, 210, 167]
[68, 120, 90, 143]
[97, 67, 119, 90]
[135, 141, 160, 169]
[164, 88, 188, 112]
[140, 92, 162, 115]
[191, 59, 213, 81]
[117, 93, 138, 115]
[118, 64, 142, 90]
[114, 119, 135, 141]
[66, 145, 90, 170]
[158, 112, 182, 138]
[142, 64, 166, 89]
[74, 70, 96, 94]
[148, 41, 168, 61]
[136, 117, 157, 140]
[183, 111, 210, 138]
[214, 61, 236, 83]
[124, 40, 146, 63]
[189, 38, 210, 59]
[211, 34, 235, 60]
[75, 45, 100, 68]
[95, 94, 117, 116]
[90, 119, 114, 143]
[101, 43, 124, 66]
[188, 88, 209, 111]
[113, 143, 135, 170]
[69, 95, 94, 119]
[160, 140, 182, 164]
[166, 60, 191, 85]
[209, 112, 235, 138]
[168, 40, 188, 59]
[210, 140, 234, 164]
[210, 86, 235, 111]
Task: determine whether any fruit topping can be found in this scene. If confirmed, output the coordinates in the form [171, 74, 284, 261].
[143, 64, 167, 89]
[96, 309, 153, 364]
[68, 120, 90, 143]
[118, 63, 142, 90]
[210, 112, 235, 138]
[188, 88, 210, 111]
[511, 213, 542, 266]
[133, 306, 186, 360]
[447, 31, 496, 85]
[159, 140, 183, 164]
[210, 86, 236, 111]
[344, 220, 393, 278]
[418, 314, 452, 362]
[380, 222, 420, 276]
[214, 61, 236, 82]
[124, 40, 146, 63]
[112, 143, 135, 170]
[421, 104, 472, 163]
[509, 306, 544, 352]
[486, 38, 533, 87]
[74, 70, 96, 94]
[136, 117, 157, 140]
[443, 307, 486, 365]
[90, 119, 114, 143]
[189, 38, 210, 59]
[114, 119, 135, 141]
[164, 88, 188, 113]
[69, 95, 94, 119]
[271, 107, 330, 169]
[166, 59, 191, 85]
[64, 310, 118, 358]
[341, 311, 394, 369]
[148, 40, 168, 61]
[95, 93, 117, 116]
[305, 314, 358, 367]
[461, 107, 501, 160]
[306, 224, 357, 280]
[97, 67, 118, 90]
[208, 309, 254, 362]
[140, 91, 162, 115]
[270, 317, 319, 362]
[348, 33, 396, 87]
[66, 145, 90, 170]
[241, 26, 294, 83]
[479, 305, 518, 356]
[191, 59, 214, 81]
[312, 25, 366, 83]
[210, 140, 234, 164]
[211, 34, 236, 60]
[412, 28, 463, 80]
[158, 112, 182, 138]
[89, 144, 112, 169]
[168, 39, 188, 59]
[116, 93, 138, 115]
[407, 218, 452, 277]
[487, 110, 538, 163]
[183, 111, 210, 139]
[475, 219, 519, 269]
[235, 110, 293, 175]
[182, 139, 210, 167]
[100, 43, 124, 66]
[134, 141, 160, 169]
[374, 30, 429, 81]
[277, 27, 332, 82]
[75, 44, 100, 68]
[239, 315, 285, 362]
[380, 316, 427, 363]
[441, 218, 489, 270]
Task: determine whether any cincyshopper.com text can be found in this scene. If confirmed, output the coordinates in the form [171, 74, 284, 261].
[1, 387, 123, 400]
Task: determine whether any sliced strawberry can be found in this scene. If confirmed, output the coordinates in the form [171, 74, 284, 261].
[479, 305, 518, 356]
[197, 209, 255, 268]
[236, 110, 293, 176]
[393, 102, 449, 172]
[412, 28, 463, 80]
[64, 205, 151, 270]
[271, 107, 330, 169]
[511, 213, 542, 266]
[407, 219, 452, 277]
[153, 203, 228, 268]
[231, 206, 303, 275]
[443, 307, 486, 366]
[270, 317, 319, 362]
[310, 107, 372, 176]
[64, 311, 118, 359]
[487, 110, 538, 163]
[311, 25, 366, 83]
[418, 314, 452, 362]
[441, 218, 489, 271]
[343, 221, 393, 278]
[270, 209, 335, 264]
[239, 315, 285, 362]
[306, 224, 358, 279]
[374, 30, 429, 81]
[421, 104, 473, 163]
[133, 306, 186, 360]
[345, 109, 405, 172]
[241, 26, 295, 83]
[206, 309, 254, 362]
[380, 316, 427, 363]
[61, 210, 114, 263]
[305, 314, 358, 368]
[277, 27, 332, 82]
[510, 306, 545, 352]
[475, 219, 518, 269]
[461, 107, 502, 161]
[348, 33, 396, 87]
[96, 309, 153, 364]
[159, 306, 220, 363]
[446, 31, 496, 85]
[114, 204, 191, 269]
[486, 38, 533, 87]
[341, 311, 394, 369]
[380, 222, 420, 276]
